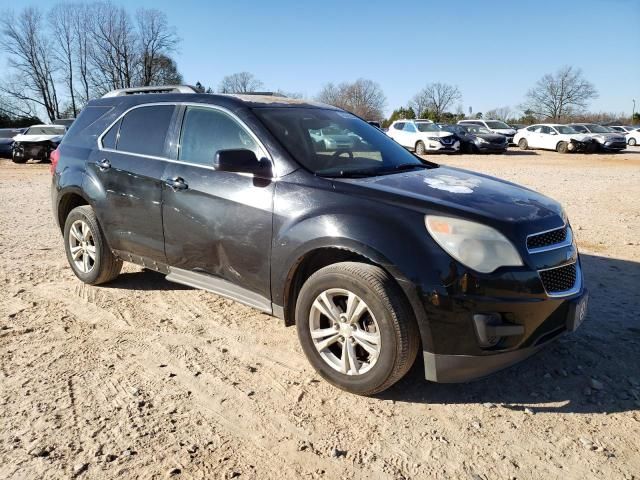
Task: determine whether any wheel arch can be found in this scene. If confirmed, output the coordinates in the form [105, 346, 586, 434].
[56, 187, 91, 232]
[279, 239, 429, 351]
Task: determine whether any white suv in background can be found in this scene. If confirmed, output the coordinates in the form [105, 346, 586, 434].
[387, 119, 460, 154]
[513, 124, 593, 153]
[625, 128, 640, 146]
[458, 119, 516, 143]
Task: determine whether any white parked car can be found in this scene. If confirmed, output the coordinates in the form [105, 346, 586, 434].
[513, 124, 594, 153]
[609, 125, 638, 135]
[458, 119, 516, 143]
[625, 128, 640, 146]
[387, 119, 460, 154]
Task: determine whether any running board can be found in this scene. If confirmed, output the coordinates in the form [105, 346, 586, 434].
[166, 267, 272, 314]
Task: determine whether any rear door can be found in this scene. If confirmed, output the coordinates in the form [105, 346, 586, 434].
[161, 105, 274, 302]
[89, 104, 177, 262]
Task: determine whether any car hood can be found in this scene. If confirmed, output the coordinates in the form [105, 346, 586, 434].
[13, 133, 63, 143]
[417, 131, 454, 139]
[335, 166, 563, 226]
[475, 133, 507, 142]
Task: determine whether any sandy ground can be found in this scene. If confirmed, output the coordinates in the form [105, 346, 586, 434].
[1, 148, 639, 480]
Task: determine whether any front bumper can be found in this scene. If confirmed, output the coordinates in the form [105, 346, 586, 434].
[423, 288, 587, 382]
[600, 141, 627, 151]
[427, 140, 460, 153]
[476, 142, 507, 153]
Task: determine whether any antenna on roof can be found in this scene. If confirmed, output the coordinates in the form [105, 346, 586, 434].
[102, 85, 198, 98]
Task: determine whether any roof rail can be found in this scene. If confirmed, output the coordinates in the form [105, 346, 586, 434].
[230, 91, 279, 96]
[102, 85, 198, 98]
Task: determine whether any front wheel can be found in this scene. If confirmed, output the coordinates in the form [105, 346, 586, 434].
[295, 262, 419, 396]
[518, 138, 528, 150]
[12, 150, 27, 163]
[556, 141, 569, 154]
[63, 206, 122, 285]
[415, 141, 426, 155]
[629, 138, 637, 146]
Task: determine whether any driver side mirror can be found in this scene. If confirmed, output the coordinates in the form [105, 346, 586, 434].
[549, 131, 557, 135]
[214, 149, 272, 177]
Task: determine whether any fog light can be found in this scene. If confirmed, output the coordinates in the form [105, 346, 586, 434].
[473, 314, 525, 348]
[567, 143, 575, 151]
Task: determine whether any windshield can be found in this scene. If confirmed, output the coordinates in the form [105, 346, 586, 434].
[25, 126, 65, 135]
[0, 129, 19, 138]
[584, 124, 609, 133]
[484, 121, 510, 129]
[415, 122, 440, 132]
[254, 108, 435, 177]
[555, 125, 578, 134]
[465, 126, 493, 135]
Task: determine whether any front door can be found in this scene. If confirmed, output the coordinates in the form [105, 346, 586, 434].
[161, 106, 274, 300]
[87, 104, 177, 262]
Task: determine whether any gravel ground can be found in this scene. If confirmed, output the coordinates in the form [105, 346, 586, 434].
[1, 149, 639, 480]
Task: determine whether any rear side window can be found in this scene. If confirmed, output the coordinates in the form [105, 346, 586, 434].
[178, 106, 262, 166]
[393, 122, 405, 130]
[101, 119, 120, 149]
[403, 123, 416, 132]
[117, 105, 175, 157]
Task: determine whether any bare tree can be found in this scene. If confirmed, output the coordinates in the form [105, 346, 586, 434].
[136, 8, 179, 86]
[409, 82, 462, 121]
[316, 79, 386, 119]
[485, 106, 513, 121]
[218, 72, 263, 93]
[88, 2, 138, 94]
[51, 3, 78, 116]
[522, 66, 598, 121]
[0, 8, 61, 121]
[71, 3, 93, 104]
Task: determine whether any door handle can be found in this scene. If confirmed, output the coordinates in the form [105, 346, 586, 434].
[97, 158, 111, 171]
[165, 177, 188, 191]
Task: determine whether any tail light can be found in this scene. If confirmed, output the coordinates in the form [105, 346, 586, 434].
[50, 147, 60, 175]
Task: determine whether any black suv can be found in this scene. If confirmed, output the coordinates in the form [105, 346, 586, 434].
[51, 86, 588, 395]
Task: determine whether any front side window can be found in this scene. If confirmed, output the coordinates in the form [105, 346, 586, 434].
[117, 105, 175, 157]
[178, 106, 263, 166]
[403, 123, 417, 132]
[415, 122, 439, 132]
[254, 107, 435, 177]
[571, 125, 587, 133]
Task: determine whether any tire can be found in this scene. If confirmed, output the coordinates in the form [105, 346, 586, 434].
[556, 141, 569, 154]
[63, 205, 122, 285]
[11, 150, 27, 163]
[629, 138, 637, 146]
[518, 138, 528, 150]
[415, 141, 426, 155]
[295, 262, 420, 396]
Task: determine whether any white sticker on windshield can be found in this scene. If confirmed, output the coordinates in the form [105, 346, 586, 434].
[424, 175, 481, 194]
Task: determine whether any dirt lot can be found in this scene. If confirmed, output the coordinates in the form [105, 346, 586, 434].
[1, 149, 639, 480]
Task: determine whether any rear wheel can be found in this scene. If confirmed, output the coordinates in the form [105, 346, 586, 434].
[415, 141, 426, 155]
[63, 206, 122, 285]
[556, 141, 569, 154]
[518, 138, 528, 150]
[295, 262, 419, 396]
[629, 138, 637, 146]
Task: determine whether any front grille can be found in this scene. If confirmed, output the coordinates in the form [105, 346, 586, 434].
[539, 263, 577, 294]
[440, 137, 453, 145]
[527, 226, 567, 251]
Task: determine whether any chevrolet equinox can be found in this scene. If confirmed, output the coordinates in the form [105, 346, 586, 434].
[51, 85, 588, 395]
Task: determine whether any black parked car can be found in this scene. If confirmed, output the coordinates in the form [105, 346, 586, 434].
[442, 124, 508, 153]
[0, 128, 26, 158]
[51, 86, 588, 395]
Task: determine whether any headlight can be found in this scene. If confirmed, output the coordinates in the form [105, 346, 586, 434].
[427, 137, 440, 142]
[425, 215, 523, 273]
[477, 137, 488, 144]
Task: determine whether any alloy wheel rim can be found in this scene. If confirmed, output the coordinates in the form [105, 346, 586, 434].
[68, 220, 96, 273]
[308, 288, 381, 376]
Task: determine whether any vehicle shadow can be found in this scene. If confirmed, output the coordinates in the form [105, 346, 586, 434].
[380, 253, 640, 414]
[103, 269, 193, 291]
[503, 150, 539, 156]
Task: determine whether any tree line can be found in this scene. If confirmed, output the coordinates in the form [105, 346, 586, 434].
[0, 3, 633, 127]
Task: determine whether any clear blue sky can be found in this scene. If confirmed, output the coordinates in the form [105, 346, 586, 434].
[2, 0, 639, 117]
